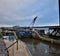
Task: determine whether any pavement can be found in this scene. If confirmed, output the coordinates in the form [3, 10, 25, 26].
[4, 39, 32, 56]
[0, 39, 9, 56]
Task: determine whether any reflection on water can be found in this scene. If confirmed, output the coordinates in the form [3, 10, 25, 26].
[20, 38, 60, 56]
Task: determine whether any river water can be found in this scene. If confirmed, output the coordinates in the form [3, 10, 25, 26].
[20, 37, 60, 56]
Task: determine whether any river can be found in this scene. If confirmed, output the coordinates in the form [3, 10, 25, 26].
[20, 37, 60, 56]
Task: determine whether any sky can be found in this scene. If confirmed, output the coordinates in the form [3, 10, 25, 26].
[0, 0, 59, 27]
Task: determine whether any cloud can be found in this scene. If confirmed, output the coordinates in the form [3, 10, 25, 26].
[0, 24, 14, 27]
[0, 0, 37, 20]
[34, 23, 59, 27]
[0, 0, 59, 26]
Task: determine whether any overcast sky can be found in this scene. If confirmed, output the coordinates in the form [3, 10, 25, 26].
[0, 0, 59, 27]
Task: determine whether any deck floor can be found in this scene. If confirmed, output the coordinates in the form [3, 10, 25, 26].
[4, 39, 31, 56]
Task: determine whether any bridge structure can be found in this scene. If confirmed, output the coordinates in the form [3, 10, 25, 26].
[1, 25, 60, 36]
[0, 0, 60, 38]
[0, 1, 60, 56]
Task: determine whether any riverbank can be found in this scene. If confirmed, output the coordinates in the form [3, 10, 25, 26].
[33, 30, 60, 45]
[34, 35, 60, 45]
[4, 39, 32, 56]
[19, 37, 60, 56]
[39, 35, 60, 45]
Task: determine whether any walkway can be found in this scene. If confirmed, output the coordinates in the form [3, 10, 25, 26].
[0, 39, 9, 56]
[4, 39, 32, 56]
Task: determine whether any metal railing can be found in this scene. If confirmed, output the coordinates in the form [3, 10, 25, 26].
[5, 31, 18, 51]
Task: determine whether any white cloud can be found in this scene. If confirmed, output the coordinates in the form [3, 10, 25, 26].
[0, 0, 59, 26]
[0, 0, 37, 21]
[0, 23, 59, 27]
[0, 0, 53, 20]
[0, 24, 14, 27]
[34, 24, 59, 27]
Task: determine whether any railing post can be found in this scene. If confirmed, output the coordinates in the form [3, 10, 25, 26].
[17, 40, 18, 50]
[13, 31, 18, 51]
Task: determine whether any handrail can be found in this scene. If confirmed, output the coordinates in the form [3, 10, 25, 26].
[5, 40, 17, 50]
[13, 31, 18, 40]
[33, 30, 42, 38]
[5, 31, 18, 50]
[13, 31, 18, 50]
